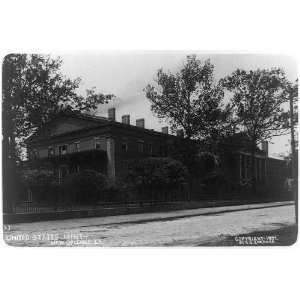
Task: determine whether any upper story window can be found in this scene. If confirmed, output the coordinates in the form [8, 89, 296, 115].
[59, 145, 67, 155]
[137, 140, 144, 153]
[48, 146, 54, 157]
[159, 145, 166, 156]
[147, 143, 153, 154]
[74, 141, 80, 152]
[31, 149, 39, 160]
[94, 138, 102, 150]
[241, 155, 246, 179]
[121, 142, 128, 152]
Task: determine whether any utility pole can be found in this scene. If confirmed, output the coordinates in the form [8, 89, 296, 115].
[289, 84, 297, 225]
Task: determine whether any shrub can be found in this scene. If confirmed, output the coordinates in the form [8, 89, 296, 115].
[63, 169, 108, 204]
[19, 168, 60, 205]
[128, 157, 189, 191]
[167, 139, 202, 176]
[20, 168, 57, 187]
[168, 139, 220, 177]
[196, 151, 219, 176]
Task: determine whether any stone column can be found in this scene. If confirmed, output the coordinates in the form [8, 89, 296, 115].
[106, 137, 116, 180]
[264, 158, 267, 184]
[245, 155, 248, 180]
[239, 154, 242, 182]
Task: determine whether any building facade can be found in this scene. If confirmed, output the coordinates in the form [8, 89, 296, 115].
[25, 108, 287, 192]
[26, 109, 178, 182]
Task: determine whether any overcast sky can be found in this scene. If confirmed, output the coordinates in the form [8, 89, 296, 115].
[60, 52, 298, 157]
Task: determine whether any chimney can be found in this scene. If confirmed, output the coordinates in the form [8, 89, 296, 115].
[108, 108, 116, 121]
[176, 129, 184, 137]
[261, 141, 268, 156]
[162, 126, 169, 134]
[136, 118, 145, 128]
[122, 114, 130, 125]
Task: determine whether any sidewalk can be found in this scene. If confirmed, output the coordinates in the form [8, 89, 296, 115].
[8, 201, 294, 232]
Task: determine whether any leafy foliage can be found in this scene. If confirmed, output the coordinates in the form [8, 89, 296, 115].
[69, 87, 114, 114]
[20, 168, 57, 187]
[144, 55, 234, 140]
[63, 170, 108, 203]
[166, 139, 201, 175]
[280, 79, 298, 136]
[221, 68, 288, 143]
[128, 157, 189, 190]
[221, 68, 289, 187]
[166, 138, 219, 177]
[64, 169, 108, 191]
[2, 54, 114, 161]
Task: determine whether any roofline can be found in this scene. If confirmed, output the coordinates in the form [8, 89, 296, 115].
[235, 150, 267, 158]
[26, 111, 108, 143]
[27, 119, 179, 145]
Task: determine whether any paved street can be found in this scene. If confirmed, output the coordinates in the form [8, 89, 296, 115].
[3, 202, 296, 246]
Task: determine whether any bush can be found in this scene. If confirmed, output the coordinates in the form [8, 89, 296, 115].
[196, 151, 219, 177]
[168, 139, 220, 178]
[19, 168, 60, 205]
[20, 168, 57, 187]
[63, 170, 108, 204]
[167, 139, 201, 176]
[104, 178, 134, 203]
[128, 157, 189, 191]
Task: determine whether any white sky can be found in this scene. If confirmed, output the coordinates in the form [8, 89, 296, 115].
[60, 52, 298, 157]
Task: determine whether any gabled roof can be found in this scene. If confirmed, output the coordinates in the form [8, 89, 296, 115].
[26, 111, 178, 145]
[26, 111, 108, 143]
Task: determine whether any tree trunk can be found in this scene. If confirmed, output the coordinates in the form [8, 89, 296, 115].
[289, 94, 297, 225]
[250, 141, 257, 194]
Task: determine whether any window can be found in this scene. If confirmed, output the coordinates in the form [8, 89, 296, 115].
[246, 156, 251, 179]
[32, 149, 39, 159]
[257, 158, 261, 181]
[94, 137, 103, 150]
[59, 145, 67, 155]
[241, 155, 246, 179]
[137, 140, 144, 153]
[74, 141, 80, 152]
[148, 143, 153, 154]
[159, 145, 166, 156]
[58, 165, 69, 184]
[121, 142, 128, 152]
[48, 146, 54, 157]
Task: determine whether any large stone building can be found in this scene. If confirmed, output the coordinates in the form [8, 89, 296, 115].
[25, 108, 287, 191]
[26, 108, 179, 182]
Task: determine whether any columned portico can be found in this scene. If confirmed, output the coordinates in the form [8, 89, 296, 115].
[238, 152, 268, 183]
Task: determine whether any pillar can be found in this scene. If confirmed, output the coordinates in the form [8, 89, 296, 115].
[239, 154, 242, 182]
[106, 137, 115, 180]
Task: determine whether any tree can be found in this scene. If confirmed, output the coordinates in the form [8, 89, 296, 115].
[166, 138, 217, 176]
[221, 68, 288, 190]
[2, 54, 114, 212]
[2, 54, 114, 162]
[281, 79, 298, 178]
[144, 55, 234, 141]
[282, 79, 298, 224]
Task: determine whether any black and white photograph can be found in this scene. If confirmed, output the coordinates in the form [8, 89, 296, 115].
[2, 52, 298, 247]
[1, 1, 299, 300]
